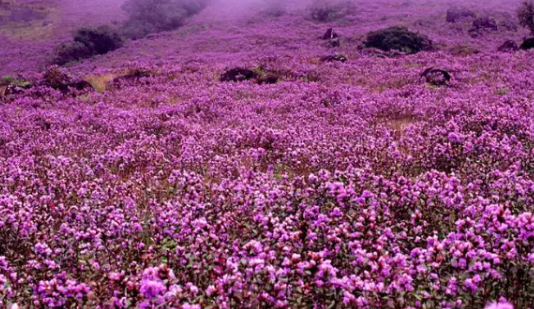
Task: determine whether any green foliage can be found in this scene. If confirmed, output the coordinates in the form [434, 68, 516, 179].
[52, 26, 123, 66]
[73, 26, 124, 55]
[262, 4, 285, 18]
[0, 75, 14, 84]
[365, 26, 434, 54]
[120, 0, 209, 39]
[496, 88, 510, 95]
[518, 1, 534, 34]
[52, 41, 93, 65]
[308, 0, 354, 22]
[0, 75, 30, 87]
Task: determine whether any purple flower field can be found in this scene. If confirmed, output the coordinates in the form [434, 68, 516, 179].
[1, 0, 534, 308]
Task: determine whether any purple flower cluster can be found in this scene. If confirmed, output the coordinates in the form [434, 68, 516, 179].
[486, 301, 514, 309]
[1, 0, 534, 308]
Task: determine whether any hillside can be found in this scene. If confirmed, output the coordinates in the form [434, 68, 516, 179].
[1, 0, 534, 308]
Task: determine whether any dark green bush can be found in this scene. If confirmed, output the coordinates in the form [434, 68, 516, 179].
[52, 26, 123, 65]
[73, 26, 124, 55]
[120, 19, 158, 40]
[518, 1, 534, 34]
[520, 37, 534, 49]
[446, 7, 476, 23]
[308, 0, 354, 22]
[364, 26, 434, 54]
[121, 0, 209, 39]
[52, 41, 93, 65]
[262, 1, 286, 18]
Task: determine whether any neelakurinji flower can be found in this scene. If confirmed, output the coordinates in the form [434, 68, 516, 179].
[0, 0, 534, 308]
[485, 301, 514, 309]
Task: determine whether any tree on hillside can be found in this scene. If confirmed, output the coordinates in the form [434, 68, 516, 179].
[121, 0, 209, 39]
[518, 0, 534, 34]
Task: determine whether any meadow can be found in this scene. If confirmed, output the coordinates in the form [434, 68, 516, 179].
[1, 0, 534, 308]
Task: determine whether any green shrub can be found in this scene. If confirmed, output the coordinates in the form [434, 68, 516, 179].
[364, 26, 434, 54]
[120, 0, 209, 39]
[52, 42, 93, 65]
[518, 1, 534, 34]
[73, 26, 124, 55]
[52, 26, 123, 65]
[308, 0, 354, 22]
